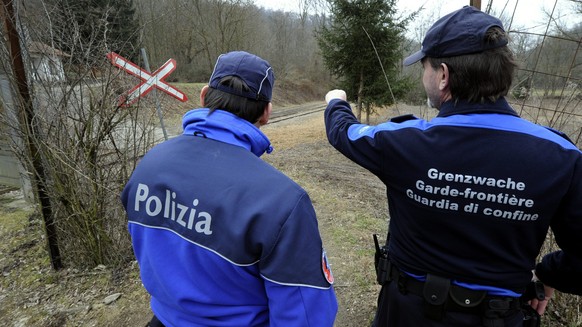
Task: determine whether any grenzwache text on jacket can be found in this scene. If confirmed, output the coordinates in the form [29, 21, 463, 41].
[406, 168, 538, 221]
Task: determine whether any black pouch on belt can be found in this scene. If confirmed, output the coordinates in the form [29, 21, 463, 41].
[422, 274, 450, 320]
[449, 285, 487, 311]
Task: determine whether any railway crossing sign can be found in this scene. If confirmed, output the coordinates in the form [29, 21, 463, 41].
[106, 52, 188, 107]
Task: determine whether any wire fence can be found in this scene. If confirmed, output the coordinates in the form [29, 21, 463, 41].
[503, 0, 582, 146]
[499, 2, 582, 324]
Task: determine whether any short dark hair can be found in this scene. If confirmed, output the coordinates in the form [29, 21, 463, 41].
[425, 27, 517, 103]
[204, 76, 269, 124]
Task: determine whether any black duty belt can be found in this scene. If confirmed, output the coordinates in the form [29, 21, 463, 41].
[387, 264, 522, 318]
[373, 234, 540, 326]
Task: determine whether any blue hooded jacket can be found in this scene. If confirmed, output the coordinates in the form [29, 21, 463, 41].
[122, 109, 338, 326]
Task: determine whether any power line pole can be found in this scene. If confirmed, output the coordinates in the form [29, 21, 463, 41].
[470, 0, 482, 10]
[2, 0, 62, 269]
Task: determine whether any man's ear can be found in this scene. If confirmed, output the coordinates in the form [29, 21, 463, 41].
[200, 85, 210, 106]
[257, 103, 272, 127]
[439, 63, 450, 91]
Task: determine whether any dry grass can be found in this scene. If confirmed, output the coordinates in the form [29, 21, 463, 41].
[263, 109, 327, 150]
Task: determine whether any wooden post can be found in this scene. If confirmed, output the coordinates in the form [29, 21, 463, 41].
[140, 48, 168, 141]
[2, 0, 63, 270]
[470, 0, 482, 10]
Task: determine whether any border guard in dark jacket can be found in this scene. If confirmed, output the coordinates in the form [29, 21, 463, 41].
[324, 6, 582, 327]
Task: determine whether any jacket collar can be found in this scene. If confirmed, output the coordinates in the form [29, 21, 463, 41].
[182, 109, 273, 157]
[437, 97, 519, 118]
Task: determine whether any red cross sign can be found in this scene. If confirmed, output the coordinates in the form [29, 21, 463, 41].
[107, 52, 188, 107]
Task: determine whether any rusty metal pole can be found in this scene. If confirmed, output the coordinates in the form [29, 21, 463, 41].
[470, 0, 482, 10]
[2, 0, 62, 269]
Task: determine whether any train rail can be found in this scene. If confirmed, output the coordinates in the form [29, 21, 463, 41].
[268, 102, 326, 124]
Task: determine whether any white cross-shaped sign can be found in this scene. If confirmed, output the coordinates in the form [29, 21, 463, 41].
[107, 52, 188, 107]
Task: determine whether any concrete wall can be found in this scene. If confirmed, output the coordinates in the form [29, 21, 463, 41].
[0, 74, 33, 200]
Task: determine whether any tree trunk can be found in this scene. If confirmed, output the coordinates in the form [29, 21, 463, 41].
[356, 70, 364, 121]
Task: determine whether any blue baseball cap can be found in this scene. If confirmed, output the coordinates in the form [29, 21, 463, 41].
[403, 6, 508, 66]
[209, 51, 275, 101]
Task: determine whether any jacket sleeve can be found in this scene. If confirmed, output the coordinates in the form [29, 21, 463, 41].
[260, 192, 338, 325]
[535, 157, 582, 295]
[324, 99, 382, 174]
[324, 99, 418, 177]
[265, 281, 337, 326]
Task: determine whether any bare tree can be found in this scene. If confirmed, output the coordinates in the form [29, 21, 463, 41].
[1, 0, 162, 268]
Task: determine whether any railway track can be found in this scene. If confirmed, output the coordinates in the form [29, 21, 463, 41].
[268, 102, 326, 124]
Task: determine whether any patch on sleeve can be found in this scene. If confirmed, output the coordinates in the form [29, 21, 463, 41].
[390, 114, 419, 123]
[321, 248, 334, 284]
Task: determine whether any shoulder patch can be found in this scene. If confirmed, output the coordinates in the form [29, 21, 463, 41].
[390, 114, 419, 123]
[321, 248, 334, 284]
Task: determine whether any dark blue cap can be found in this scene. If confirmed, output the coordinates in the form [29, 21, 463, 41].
[403, 6, 508, 66]
[209, 51, 275, 101]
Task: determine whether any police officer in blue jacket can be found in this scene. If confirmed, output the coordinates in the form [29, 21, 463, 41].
[324, 6, 582, 327]
[121, 51, 337, 327]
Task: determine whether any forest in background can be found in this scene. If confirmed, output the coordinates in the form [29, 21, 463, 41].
[21, 0, 329, 91]
[16, 0, 582, 109]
